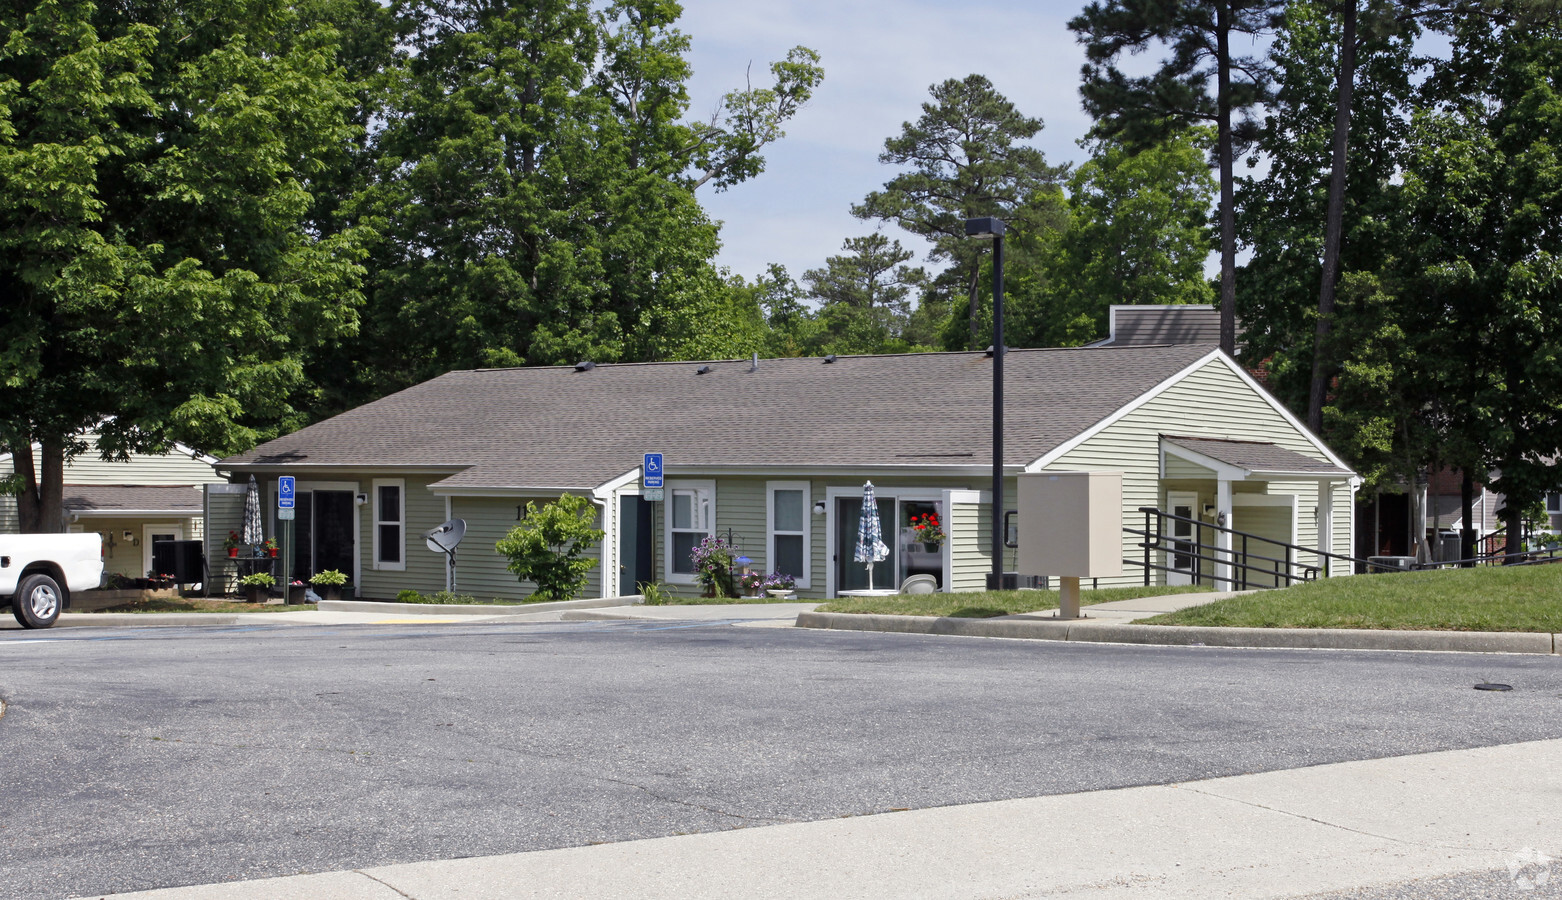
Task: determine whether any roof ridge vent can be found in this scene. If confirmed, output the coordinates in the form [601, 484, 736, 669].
[573, 360, 595, 372]
[822, 354, 837, 364]
[696, 365, 712, 375]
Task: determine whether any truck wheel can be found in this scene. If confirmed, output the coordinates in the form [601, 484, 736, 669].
[13, 573, 62, 629]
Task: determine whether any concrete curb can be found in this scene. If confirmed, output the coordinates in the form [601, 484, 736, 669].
[54, 614, 246, 628]
[794, 611, 1561, 655]
[318, 595, 643, 617]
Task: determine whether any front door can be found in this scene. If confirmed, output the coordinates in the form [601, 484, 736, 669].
[835, 497, 896, 593]
[1166, 491, 1198, 585]
[289, 491, 355, 583]
[144, 525, 183, 578]
[618, 495, 653, 596]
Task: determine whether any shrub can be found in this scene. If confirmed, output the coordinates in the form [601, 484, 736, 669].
[396, 589, 425, 603]
[496, 493, 606, 601]
[310, 569, 348, 586]
[238, 573, 275, 587]
[689, 535, 736, 597]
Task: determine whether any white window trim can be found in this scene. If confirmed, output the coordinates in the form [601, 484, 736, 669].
[664, 479, 715, 585]
[765, 481, 811, 589]
[372, 478, 406, 571]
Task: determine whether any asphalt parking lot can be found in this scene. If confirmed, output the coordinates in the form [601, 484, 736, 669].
[2, 618, 1560, 899]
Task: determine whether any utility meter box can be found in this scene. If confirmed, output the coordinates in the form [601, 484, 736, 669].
[1017, 471, 1123, 578]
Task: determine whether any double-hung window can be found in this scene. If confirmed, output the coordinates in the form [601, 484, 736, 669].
[373, 478, 405, 570]
[766, 482, 810, 588]
[666, 481, 714, 582]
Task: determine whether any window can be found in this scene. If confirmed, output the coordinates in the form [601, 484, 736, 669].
[767, 482, 810, 588]
[1548, 493, 1562, 515]
[373, 478, 405, 570]
[665, 480, 714, 582]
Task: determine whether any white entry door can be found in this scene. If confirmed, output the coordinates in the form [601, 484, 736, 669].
[144, 524, 184, 578]
[1165, 491, 1198, 585]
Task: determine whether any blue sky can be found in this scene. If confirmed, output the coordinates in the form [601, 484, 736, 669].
[676, 1, 1098, 284]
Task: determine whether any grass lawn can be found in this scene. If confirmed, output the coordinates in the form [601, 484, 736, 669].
[815, 585, 1210, 618]
[90, 597, 316, 614]
[1139, 563, 1562, 632]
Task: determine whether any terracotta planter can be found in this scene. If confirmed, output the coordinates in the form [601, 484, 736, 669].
[227, 548, 238, 558]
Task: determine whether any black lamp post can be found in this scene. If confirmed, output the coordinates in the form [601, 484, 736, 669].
[965, 216, 1006, 591]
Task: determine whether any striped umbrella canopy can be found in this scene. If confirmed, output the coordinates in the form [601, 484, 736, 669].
[242, 475, 265, 547]
[854, 480, 890, 590]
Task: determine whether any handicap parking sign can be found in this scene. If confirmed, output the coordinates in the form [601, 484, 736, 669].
[278, 475, 295, 509]
[643, 453, 663, 489]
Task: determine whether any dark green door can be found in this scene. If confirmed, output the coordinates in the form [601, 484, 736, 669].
[835, 497, 896, 593]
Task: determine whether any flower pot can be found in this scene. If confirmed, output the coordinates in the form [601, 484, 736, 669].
[923, 542, 940, 553]
[227, 547, 238, 558]
[323, 586, 342, 603]
[244, 585, 268, 603]
[287, 585, 307, 604]
[766, 589, 794, 598]
[268, 548, 279, 558]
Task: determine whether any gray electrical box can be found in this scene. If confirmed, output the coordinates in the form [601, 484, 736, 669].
[1017, 471, 1123, 578]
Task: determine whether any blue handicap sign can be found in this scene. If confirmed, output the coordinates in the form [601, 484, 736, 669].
[278, 475, 296, 509]
[643, 453, 663, 488]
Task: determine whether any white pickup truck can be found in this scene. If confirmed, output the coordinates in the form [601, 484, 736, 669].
[1, 534, 104, 628]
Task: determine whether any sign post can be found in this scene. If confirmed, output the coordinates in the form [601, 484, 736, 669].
[278, 477, 295, 601]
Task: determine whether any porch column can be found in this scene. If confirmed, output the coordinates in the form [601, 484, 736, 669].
[1216, 478, 1233, 589]
[1318, 483, 1334, 578]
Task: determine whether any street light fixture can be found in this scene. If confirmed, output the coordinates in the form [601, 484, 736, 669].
[965, 216, 1007, 591]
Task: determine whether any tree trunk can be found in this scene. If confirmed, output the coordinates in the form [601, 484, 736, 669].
[15, 434, 66, 534]
[1409, 473, 1430, 565]
[1215, 4, 1237, 359]
[1501, 501, 1523, 564]
[1460, 468, 1475, 566]
[966, 263, 981, 349]
[1307, 0, 1357, 435]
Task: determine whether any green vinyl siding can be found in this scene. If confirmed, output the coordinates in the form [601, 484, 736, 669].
[450, 495, 603, 602]
[204, 488, 247, 594]
[357, 476, 445, 600]
[0, 496, 16, 532]
[1164, 455, 1213, 480]
[949, 499, 987, 592]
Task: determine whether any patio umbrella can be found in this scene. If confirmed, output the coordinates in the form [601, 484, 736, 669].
[242, 475, 264, 549]
[854, 480, 890, 591]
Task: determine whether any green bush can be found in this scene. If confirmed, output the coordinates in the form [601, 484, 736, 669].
[396, 588, 424, 603]
[238, 573, 275, 588]
[496, 493, 606, 601]
[310, 569, 348, 586]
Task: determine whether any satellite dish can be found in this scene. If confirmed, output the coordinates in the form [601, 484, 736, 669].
[424, 519, 466, 553]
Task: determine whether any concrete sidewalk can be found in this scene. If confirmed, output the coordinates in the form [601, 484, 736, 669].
[94, 738, 1562, 899]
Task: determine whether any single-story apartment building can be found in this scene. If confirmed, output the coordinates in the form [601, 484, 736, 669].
[2, 435, 225, 582]
[209, 344, 1358, 601]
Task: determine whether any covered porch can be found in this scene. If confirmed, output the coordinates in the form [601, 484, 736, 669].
[1157, 436, 1357, 589]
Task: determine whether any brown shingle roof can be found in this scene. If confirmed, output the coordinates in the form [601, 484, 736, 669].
[222, 346, 1219, 491]
[1163, 436, 1351, 476]
[62, 485, 204, 514]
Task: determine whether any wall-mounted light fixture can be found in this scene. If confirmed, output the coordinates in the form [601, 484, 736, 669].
[812, 501, 827, 516]
[355, 493, 368, 505]
[122, 530, 134, 542]
[1203, 504, 1216, 518]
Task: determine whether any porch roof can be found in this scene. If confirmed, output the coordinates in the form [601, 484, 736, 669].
[1162, 436, 1353, 479]
[62, 484, 204, 518]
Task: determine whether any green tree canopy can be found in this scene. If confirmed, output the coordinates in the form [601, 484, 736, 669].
[853, 74, 1066, 349]
[0, 0, 370, 531]
[346, 0, 822, 403]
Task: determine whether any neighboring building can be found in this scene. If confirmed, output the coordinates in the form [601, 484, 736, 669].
[213, 345, 1358, 601]
[0, 436, 225, 581]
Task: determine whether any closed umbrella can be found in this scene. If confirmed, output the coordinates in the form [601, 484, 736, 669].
[854, 481, 890, 591]
[242, 475, 264, 550]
